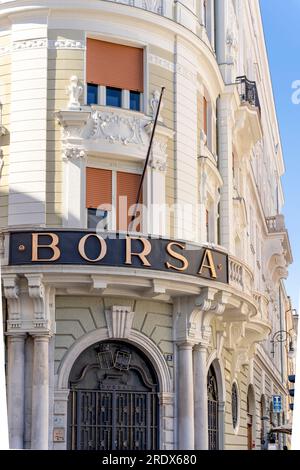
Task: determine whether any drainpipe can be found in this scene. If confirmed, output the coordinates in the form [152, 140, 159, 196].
[279, 285, 284, 383]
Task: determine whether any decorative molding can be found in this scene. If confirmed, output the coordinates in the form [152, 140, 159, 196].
[0, 39, 86, 56]
[148, 53, 174, 73]
[48, 39, 85, 50]
[150, 153, 167, 171]
[63, 146, 86, 160]
[148, 53, 197, 81]
[12, 38, 47, 51]
[91, 109, 147, 145]
[2, 274, 21, 329]
[0, 46, 10, 57]
[25, 274, 46, 329]
[105, 306, 135, 339]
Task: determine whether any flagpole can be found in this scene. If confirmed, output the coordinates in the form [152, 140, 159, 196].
[129, 86, 165, 231]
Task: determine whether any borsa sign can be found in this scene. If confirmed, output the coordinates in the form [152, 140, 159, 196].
[9, 231, 229, 284]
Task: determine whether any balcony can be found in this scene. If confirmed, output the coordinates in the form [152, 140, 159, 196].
[228, 255, 254, 296]
[233, 76, 262, 154]
[105, 0, 172, 18]
[266, 214, 286, 233]
[236, 76, 261, 112]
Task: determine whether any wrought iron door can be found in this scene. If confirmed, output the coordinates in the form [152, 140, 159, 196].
[207, 365, 219, 450]
[68, 341, 159, 450]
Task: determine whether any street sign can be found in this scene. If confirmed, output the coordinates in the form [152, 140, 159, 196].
[273, 395, 282, 413]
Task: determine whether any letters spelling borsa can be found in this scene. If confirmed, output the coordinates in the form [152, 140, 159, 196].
[9, 231, 229, 284]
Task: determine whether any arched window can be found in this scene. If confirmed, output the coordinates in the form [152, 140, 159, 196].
[247, 386, 256, 450]
[231, 382, 239, 430]
[207, 365, 219, 450]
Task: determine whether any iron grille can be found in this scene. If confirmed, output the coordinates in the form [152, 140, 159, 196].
[236, 75, 261, 112]
[207, 366, 219, 450]
[232, 383, 238, 429]
[69, 389, 158, 450]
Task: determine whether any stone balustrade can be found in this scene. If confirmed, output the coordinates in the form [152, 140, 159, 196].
[228, 255, 254, 297]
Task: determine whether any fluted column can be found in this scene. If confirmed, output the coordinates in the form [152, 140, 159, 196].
[193, 344, 208, 449]
[31, 335, 50, 449]
[177, 342, 194, 449]
[7, 333, 26, 449]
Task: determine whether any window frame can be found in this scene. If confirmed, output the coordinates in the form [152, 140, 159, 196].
[86, 164, 144, 233]
[85, 36, 145, 112]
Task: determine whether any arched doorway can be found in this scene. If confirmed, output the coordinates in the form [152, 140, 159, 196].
[247, 385, 256, 450]
[67, 340, 159, 450]
[207, 365, 219, 450]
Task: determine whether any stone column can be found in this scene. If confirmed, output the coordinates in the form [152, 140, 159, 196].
[31, 334, 50, 449]
[177, 342, 194, 449]
[193, 344, 208, 450]
[7, 334, 26, 449]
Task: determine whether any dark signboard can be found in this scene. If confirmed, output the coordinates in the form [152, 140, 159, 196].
[9, 231, 228, 284]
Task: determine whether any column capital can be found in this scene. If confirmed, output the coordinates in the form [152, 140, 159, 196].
[176, 340, 196, 350]
[193, 342, 209, 353]
[31, 332, 53, 340]
[6, 332, 26, 339]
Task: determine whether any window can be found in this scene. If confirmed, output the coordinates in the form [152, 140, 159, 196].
[106, 87, 122, 107]
[86, 167, 142, 232]
[203, 0, 207, 27]
[203, 96, 208, 136]
[206, 209, 209, 242]
[86, 39, 143, 111]
[86, 168, 112, 230]
[130, 91, 141, 111]
[207, 365, 219, 450]
[232, 383, 239, 430]
[87, 83, 98, 105]
[117, 171, 142, 232]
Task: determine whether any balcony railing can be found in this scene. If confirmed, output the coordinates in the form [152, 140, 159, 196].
[236, 76, 261, 112]
[266, 214, 286, 233]
[105, 0, 166, 16]
[229, 255, 254, 296]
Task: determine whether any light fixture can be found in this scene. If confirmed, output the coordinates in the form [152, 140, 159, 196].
[271, 330, 296, 358]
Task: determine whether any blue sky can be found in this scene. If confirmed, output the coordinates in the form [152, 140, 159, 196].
[260, 0, 300, 310]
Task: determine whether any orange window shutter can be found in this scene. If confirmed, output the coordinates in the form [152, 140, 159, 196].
[86, 38, 144, 92]
[117, 172, 142, 231]
[203, 96, 208, 135]
[86, 167, 112, 209]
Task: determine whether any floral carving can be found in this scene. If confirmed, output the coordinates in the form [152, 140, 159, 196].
[91, 110, 146, 145]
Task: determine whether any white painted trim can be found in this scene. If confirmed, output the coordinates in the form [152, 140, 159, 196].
[56, 327, 172, 392]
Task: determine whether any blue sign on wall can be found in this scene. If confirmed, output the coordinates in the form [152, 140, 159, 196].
[272, 395, 282, 413]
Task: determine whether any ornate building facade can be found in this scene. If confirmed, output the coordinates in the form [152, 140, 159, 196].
[0, 0, 296, 450]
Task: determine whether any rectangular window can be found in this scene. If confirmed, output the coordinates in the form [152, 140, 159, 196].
[87, 83, 98, 105]
[88, 208, 109, 230]
[117, 171, 142, 232]
[130, 90, 141, 111]
[86, 167, 142, 232]
[206, 209, 209, 242]
[106, 87, 122, 108]
[86, 38, 143, 91]
[86, 166, 112, 208]
[203, 96, 208, 136]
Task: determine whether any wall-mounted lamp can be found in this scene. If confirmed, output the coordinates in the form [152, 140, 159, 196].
[270, 330, 296, 359]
